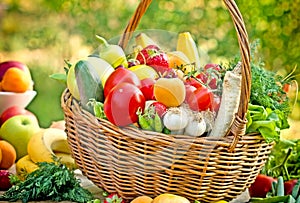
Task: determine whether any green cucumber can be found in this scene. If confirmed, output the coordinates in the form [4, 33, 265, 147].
[250, 195, 295, 203]
[277, 176, 285, 197]
[75, 60, 104, 113]
[292, 180, 300, 199]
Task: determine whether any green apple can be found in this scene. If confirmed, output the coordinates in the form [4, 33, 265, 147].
[0, 115, 40, 160]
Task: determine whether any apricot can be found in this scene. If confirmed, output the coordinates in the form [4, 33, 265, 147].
[1, 68, 31, 93]
[154, 77, 186, 107]
[130, 195, 153, 203]
[0, 140, 17, 169]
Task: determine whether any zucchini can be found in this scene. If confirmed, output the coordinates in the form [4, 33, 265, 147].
[75, 60, 104, 113]
[250, 195, 295, 203]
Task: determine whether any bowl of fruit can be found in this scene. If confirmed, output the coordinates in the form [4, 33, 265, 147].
[0, 61, 36, 114]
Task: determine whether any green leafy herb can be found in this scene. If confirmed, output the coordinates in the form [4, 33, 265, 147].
[227, 40, 292, 118]
[250, 61, 291, 117]
[246, 104, 289, 143]
[262, 138, 300, 181]
[49, 59, 71, 84]
[88, 98, 106, 119]
[0, 160, 93, 203]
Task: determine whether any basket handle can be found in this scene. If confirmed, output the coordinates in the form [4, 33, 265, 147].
[118, 0, 251, 149]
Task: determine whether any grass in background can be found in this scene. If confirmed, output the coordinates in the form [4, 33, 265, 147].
[27, 65, 66, 128]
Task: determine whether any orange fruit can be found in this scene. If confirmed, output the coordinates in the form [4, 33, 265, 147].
[167, 51, 194, 74]
[167, 51, 190, 68]
[0, 140, 17, 169]
[1, 68, 31, 93]
[130, 196, 153, 203]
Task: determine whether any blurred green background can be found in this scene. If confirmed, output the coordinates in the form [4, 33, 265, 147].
[0, 0, 299, 128]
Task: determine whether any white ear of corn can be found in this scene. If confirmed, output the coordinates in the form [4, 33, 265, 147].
[176, 32, 201, 70]
[208, 62, 242, 138]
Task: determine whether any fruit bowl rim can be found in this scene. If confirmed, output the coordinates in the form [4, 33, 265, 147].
[0, 90, 37, 96]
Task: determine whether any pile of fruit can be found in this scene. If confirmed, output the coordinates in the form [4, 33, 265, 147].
[63, 32, 244, 138]
[0, 105, 76, 186]
[0, 60, 76, 192]
[61, 31, 291, 143]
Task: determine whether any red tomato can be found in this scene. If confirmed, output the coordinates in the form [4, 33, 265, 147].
[186, 85, 214, 111]
[140, 78, 155, 100]
[104, 82, 145, 126]
[204, 63, 221, 71]
[282, 83, 290, 93]
[184, 84, 197, 102]
[196, 63, 221, 89]
[104, 67, 141, 97]
[184, 77, 202, 88]
[211, 94, 221, 113]
[249, 174, 276, 198]
[284, 179, 298, 195]
[150, 101, 167, 117]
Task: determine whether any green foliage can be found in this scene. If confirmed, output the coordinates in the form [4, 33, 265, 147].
[0, 160, 93, 203]
[0, 0, 299, 125]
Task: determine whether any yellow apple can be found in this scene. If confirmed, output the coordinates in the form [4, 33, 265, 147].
[128, 64, 159, 80]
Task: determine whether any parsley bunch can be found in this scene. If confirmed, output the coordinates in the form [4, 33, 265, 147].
[250, 60, 291, 117]
[227, 40, 292, 118]
[0, 161, 93, 203]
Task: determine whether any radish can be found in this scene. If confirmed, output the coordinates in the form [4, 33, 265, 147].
[0, 170, 12, 190]
[163, 107, 188, 131]
[208, 62, 242, 138]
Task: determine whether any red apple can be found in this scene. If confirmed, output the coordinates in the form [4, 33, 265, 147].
[0, 106, 38, 127]
[0, 60, 31, 81]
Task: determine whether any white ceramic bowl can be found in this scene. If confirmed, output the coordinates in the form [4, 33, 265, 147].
[0, 90, 37, 114]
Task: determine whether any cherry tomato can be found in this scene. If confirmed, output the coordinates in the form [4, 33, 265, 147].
[184, 84, 197, 102]
[104, 82, 145, 126]
[196, 63, 221, 89]
[140, 78, 155, 100]
[150, 101, 167, 117]
[211, 94, 221, 113]
[184, 77, 202, 88]
[282, 83, 290, 93]
[104, 67, 141, 97]
[187, 85, 214, 111]
[204, 63, 221, 71]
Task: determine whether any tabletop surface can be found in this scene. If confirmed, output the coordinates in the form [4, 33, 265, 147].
[0, 165, 250, 203]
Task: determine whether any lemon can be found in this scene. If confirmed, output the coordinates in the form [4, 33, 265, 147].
[66, 63, 80, 100]
[128, 64, 159, 80]
[87, 56, 114, 86]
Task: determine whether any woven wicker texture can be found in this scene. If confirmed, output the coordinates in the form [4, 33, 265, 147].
[61, 0, 274, 202]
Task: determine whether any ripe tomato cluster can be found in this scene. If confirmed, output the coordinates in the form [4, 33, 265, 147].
[102, 62, 222, 128]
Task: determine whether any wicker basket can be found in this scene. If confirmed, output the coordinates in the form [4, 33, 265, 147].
[61, 0, 274, 202]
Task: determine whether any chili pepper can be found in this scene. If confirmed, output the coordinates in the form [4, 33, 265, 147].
[138, 114, 153, 131]
[153, 112, 163, 132]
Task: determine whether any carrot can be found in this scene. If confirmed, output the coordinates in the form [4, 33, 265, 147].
[208, 62, 242, 138]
